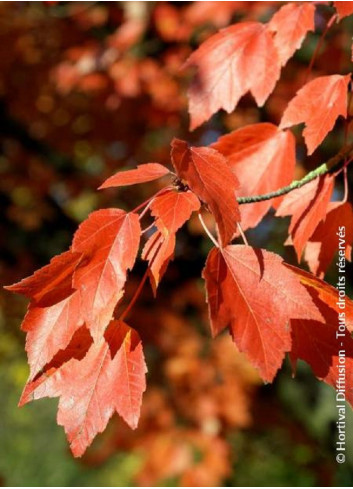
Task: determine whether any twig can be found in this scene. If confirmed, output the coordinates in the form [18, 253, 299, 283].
[237, 144, 353, 205]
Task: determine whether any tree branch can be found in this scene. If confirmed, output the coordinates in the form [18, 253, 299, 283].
[237, 143, 353, 205]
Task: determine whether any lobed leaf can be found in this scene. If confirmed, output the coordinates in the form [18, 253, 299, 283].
[142, 231, 175, 295]
[150, 189, 200, 236]
[203, 245, 323, 382]
[276, 174, 334, 260]
[171, 138, 239, 247]
[99, 163, 170, 189]
[22, 291, 83, 380]
[304, 201, 353, 277]
[212, 123, 296, 230]
[334, 1, 353, 19]
[185, 22, 281, 129]
[20, 320, 146, 457]
[268, 2, 315, 67]
[280, 74, 351, 155]
[5, 250, 83, 306]
[72, 209, 141, 341]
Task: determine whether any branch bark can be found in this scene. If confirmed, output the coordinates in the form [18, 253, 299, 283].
[237, 143, 353, 205]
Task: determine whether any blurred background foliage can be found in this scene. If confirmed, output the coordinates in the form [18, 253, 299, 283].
[1, 1, 353, 486]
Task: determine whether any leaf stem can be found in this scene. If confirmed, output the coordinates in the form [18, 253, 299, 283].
[343, 166, 348, 203]
[119, 230, 165, 321]
[138, 200, 153, 220]
[198, 212, 219, 247]
[132, 186, 172, 215]
[305, 13, 337, 80]
[237, 222, 249, 245]
[237, 144, 353, 205]
[342, 154, 352, 203]
[141, 222, 156, 234]
[119, 268, 149, 321]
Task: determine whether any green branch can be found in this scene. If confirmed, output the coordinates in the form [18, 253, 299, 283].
[237, 143, 353, 205]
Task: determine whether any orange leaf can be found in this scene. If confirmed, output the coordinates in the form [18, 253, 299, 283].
[280, 74, 351, 154]
[20, 321, 147, 457]
[5, 250, 82, 305]
[304, 201, 353, 277]
[276, 175, 334, 260]
[334, 1, 353, 19]
[142, 231, 175, 294]
[171, 138, 239, 247]
[203, 245, 323, 382]
[99, 163, 170, 189]
[185, 22, 281, 129]
[22, 291, 83, 380]
[72, 209, 141, 340]
[150, 188, 200, 236]
[268, 2, 315, 66]
[212, 123, 296, 230]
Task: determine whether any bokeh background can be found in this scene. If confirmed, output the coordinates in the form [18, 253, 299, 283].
[1, 2, 353, 486]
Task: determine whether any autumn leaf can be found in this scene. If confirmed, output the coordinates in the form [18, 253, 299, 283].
[150, 189, 200, 236]
[99, 163, 170, 189]
[72, 209, 141, 340]
[171, 138, 239, 247]
[203, 245, 323, 382]
[141, 189, 200, 293]
[22, 291, 83, 379]
[334, 1, 353, 19]
[20, 320, 147, 457]
[19, 325, 93, 407]
[5, 0, 353, 462]
[268, 2, 315, 66]
[290, 301, 353, 406]
[142, 230, 175, 294]
[304, 201, 353, 277]
[280, 74, 351, 154]
[285, 264, 353, 333]
[185, 22, 281, 129]
[212, 123, 296, 230]
[5, 250, 83, 305]
[5, 251, 86, 379]
[276, 175, 334, 260]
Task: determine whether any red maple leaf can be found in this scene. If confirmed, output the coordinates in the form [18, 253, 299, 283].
[280, 74, 351, 154]
[304, 201, 353, 277]
[276, 175, 334, 260]
[21, 291, 83, 379]
[334, 1, 353, 20]
[142, 230, 176, 294]
[290, 302, 353, 406]
[212, 123, 296, 230]
[5, 250, 83, 305]
[99, 163, 170, 189]
[203, 245, 323, 382]
[72, 209, 141, 340]
[20, 320, 147, 457]
[185, 22, 281, 129]
[150, 188, 200, 236]
[171, 138, 240, 247]
[268, 2, 315, 67]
